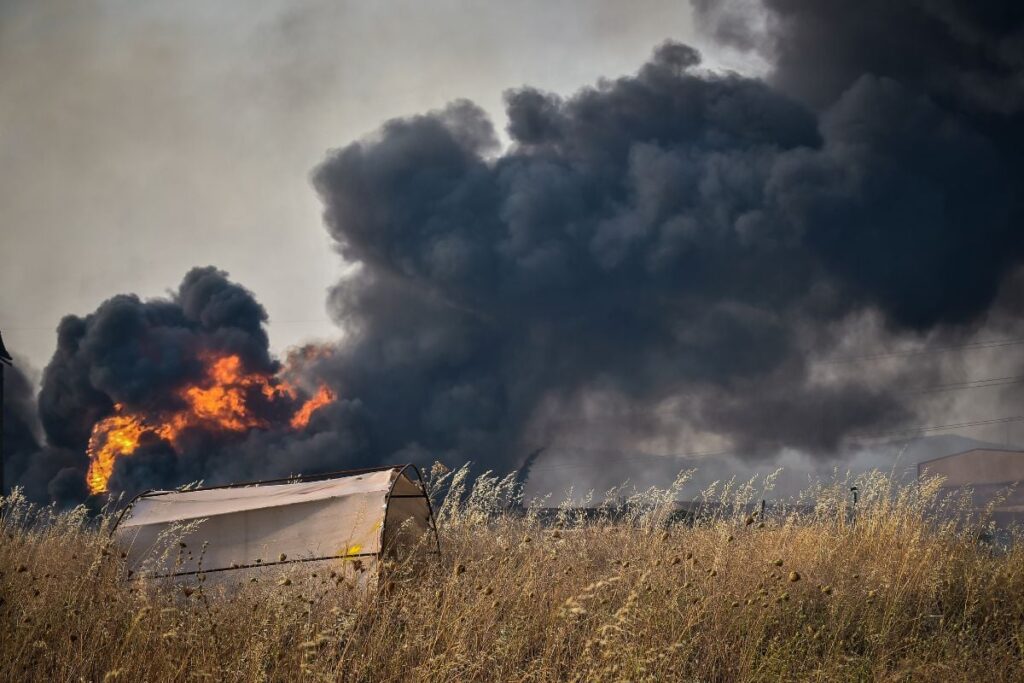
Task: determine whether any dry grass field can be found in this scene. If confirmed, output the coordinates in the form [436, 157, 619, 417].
[2, 466, 1024, 682]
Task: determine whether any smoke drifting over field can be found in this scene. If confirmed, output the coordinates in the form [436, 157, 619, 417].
[5, 0, 1024, 504]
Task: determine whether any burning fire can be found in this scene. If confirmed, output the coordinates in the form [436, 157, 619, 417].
[290, 385, 336, 429]
[85, 353, 335, 494]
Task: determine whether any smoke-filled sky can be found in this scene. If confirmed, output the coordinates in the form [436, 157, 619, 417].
[4, 0, 1024, 506]
[0, 0, 754, 373]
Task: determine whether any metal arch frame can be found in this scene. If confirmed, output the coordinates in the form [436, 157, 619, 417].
[380, 463, 443, 558]
[109, 463, 442, 577]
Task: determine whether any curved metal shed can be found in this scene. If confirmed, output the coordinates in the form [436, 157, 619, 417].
[111, 464, 439, 581]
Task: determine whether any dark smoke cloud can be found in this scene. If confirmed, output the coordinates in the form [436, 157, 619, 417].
[11, 0, 1024, 504]
[312, 12, 1022, 475]
[3, 363, 40, 480]
[698, 2, 1024, 330]
[3, 362, 41, 499]
[761, 0, 1024, 115]
[7, 266, 369, 504]
[312, 46, 840, 478]
[2, 361, 88, 507]
[38, 266, 276, 454]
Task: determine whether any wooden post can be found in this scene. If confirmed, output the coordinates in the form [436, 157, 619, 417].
[0, 329, 12, 502]
[0, 361, 5, 500]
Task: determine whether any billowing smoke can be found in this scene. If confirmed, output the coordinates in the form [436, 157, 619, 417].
[2, 359, 88, 507]
[694, 0, 1024, 329]
[5, 0, 1024, 505]
[311, 0, 1023, 467]
[6, 268, 369, 504]
[3, 364, 40, 482]
[700, 0, 1024, 115]
[38, 267, 275, 453]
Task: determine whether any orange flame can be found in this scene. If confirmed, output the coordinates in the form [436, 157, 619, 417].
[290, 385, 337, 429]
[85, 353, 335, 494]
[181, 355, 274, 431]
[85, 409, 146, 495]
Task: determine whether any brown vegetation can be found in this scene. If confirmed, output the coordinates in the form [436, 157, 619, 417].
[2, 468, 1023, 682]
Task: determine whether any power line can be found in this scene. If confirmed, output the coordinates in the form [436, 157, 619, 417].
[906, 374, 1024, 395]
[821, 337, 1024, 364]
[853, 414, 1024, 439]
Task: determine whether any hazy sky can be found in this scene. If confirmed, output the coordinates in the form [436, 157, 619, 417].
[0, 0, 757, 373]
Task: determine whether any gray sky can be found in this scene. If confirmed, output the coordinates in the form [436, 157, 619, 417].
[0, 0, 759, 373]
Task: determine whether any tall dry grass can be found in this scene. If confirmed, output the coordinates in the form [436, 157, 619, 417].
[2, 467, 1024, 682]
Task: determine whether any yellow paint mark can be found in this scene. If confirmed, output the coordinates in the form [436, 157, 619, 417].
[339, 544, 362, 559]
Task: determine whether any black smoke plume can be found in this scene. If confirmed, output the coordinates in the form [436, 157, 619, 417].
[8, 0, 1024, 504]
[2, 360, 89, 507]
[3, 364, 40, 483]
[38, 266, 276, 453]
[312, 1, 1023, 473]
[5, 267, 372, 505]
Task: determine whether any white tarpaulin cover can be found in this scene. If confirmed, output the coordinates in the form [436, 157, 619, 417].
[112, 465, 438, 579]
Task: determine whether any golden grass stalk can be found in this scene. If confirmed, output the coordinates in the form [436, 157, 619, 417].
[1, 469, 1022, 681]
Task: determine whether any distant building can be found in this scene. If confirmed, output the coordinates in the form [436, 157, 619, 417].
[918, 449, 1024, 526]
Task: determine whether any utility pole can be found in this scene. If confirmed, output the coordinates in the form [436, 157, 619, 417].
[0, 328, 12, 501]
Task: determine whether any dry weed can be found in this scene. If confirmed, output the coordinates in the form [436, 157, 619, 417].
[1, 469, 1022, 681]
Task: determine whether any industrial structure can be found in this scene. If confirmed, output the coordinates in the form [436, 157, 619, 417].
[918, 448, 1024, 525]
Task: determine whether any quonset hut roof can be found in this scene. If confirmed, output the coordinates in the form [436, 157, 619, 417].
[111, 464, 439, 580]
